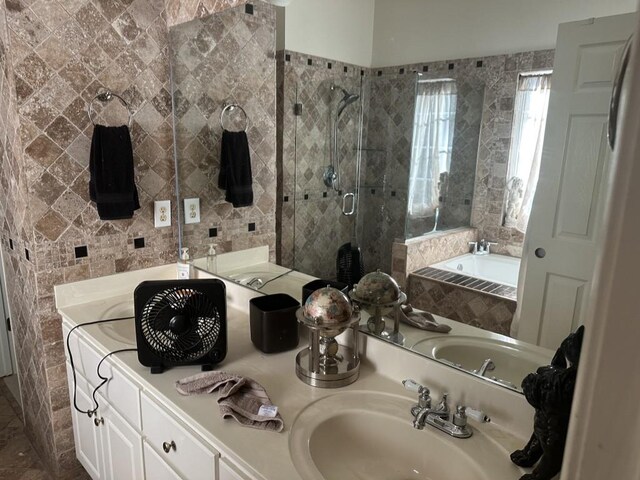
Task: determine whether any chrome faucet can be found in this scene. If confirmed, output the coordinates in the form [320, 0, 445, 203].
[469, 239, 497, 255]
[473, 358, 496, 377]
[402, 379, 472, 438]
[246, 277, 264, 289]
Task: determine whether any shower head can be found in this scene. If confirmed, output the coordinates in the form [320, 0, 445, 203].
[331, 84, 360, 117]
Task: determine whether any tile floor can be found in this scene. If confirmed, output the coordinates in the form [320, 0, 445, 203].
[0, 377, 52, 480]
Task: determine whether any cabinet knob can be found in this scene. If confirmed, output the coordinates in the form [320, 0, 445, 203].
[94, 417, 104, 427]
[162, 440, 176, 453]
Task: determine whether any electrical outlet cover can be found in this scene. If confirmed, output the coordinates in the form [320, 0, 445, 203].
[184, 198, 201, 224]
[154, 200, 171, 228]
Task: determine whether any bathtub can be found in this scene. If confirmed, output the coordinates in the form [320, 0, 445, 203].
[431, 253, 520, 288]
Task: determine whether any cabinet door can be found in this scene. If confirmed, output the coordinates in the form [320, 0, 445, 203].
[144, 442, 183, 480]
[67, 366, 104, 480]
[97, 395, 144, 480]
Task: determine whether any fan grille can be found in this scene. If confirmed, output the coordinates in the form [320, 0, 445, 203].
[139, 287, 221, 363]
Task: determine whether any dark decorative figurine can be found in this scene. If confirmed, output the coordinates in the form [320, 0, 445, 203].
[510, 325, 585, 480]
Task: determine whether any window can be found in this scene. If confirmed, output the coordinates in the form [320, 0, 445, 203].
[504, 72, 552, 232]
[407, 79, 457, 218]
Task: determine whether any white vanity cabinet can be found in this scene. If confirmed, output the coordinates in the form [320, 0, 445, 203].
[63, 322, 253, 480]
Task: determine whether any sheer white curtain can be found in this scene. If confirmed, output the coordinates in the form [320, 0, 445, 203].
[407, 80, 457, 218]
[504, 74, 552, 232]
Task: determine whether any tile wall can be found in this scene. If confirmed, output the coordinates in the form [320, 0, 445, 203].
[0, 0, 261, 476]
[372, 50, 554, 257]
[173, 3, 277, 260]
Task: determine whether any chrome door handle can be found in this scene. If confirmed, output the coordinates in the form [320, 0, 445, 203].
[342, 192, 355, 216]
[609, 35, 633, 150]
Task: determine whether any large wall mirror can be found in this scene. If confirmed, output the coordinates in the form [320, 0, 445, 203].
[169, 0, 636, 393]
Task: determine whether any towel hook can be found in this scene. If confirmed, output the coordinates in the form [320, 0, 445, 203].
[220, 103, 248, 132]
[88, 89, 133, 128]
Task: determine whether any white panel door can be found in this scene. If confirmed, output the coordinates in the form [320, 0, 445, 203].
[516, 13, 637, 348]
[67, 367, 104, 480]
[97, 395, 144, 480]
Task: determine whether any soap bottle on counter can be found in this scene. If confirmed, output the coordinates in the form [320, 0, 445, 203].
[177, 247, 192, 279]
[206, 244, 217, 273]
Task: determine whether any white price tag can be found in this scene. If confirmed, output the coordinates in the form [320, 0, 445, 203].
[258, 405, 278, 418]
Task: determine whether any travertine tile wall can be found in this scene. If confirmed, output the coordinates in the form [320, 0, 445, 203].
[0, 1, 278, 475]
[371, 51, 554, 256]
[0, 0, 48, 473]
[166, 0, 248, 27]
[173, 3, 277, 260]
[0, 0, 192, 475]
[471, 50, 554, 256]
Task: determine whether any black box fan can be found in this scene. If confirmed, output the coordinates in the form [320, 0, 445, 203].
[134, 279, 227, 374]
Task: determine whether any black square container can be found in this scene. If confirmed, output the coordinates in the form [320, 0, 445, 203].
[302, 280, 349, 304]
[249, 294, 300, 353]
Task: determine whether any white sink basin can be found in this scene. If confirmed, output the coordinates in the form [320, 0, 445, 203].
[289, 391, 524, 480]
[411, 336, 553, 391]
[96, 301, 136, 345]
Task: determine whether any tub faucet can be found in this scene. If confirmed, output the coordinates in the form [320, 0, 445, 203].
[470, 239, 498, 255]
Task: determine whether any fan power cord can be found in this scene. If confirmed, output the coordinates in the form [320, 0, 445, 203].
[66, 317, 137, 418]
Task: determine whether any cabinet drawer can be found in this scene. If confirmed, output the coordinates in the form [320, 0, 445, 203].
[64, 324, 141, 429]
[144, 441, 183, 480]
[219, 459, 254, 480]
[141, 393, 218, 480]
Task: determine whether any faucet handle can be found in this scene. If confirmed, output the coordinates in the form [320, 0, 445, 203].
[403, 379, 429, 394]
[486, 242, 498, 254]
[453, 406, 468, 428]
[468, 241, 478, 254]
[402, 379, 431, 408]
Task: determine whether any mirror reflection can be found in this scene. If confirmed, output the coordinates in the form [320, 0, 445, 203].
[169, 0, 635, 393]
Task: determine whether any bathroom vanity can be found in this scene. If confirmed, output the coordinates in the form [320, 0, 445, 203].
[56, 264, 537, 480]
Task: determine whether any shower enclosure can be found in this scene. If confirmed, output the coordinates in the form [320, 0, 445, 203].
[277, 57, 485, 279]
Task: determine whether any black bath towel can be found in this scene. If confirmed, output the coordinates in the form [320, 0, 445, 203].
[218, 130, 253, 208]
[89, 125, 140, 220]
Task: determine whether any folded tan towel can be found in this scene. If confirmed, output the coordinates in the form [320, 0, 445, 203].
[400, 304, 452, 333]
[176, 371, 284, 432]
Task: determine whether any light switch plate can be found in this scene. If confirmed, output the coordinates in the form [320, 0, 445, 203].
[154, 200, 171, 228]
[184, 198, 200, 224]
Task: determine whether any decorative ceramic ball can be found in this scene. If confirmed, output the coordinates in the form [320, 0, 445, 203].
[303, 286, 353, 337]
[353, 270, 400, 305]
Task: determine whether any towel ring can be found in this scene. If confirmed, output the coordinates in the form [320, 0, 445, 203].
[220, 103, 248, 132]
[88, 90, 133, 128]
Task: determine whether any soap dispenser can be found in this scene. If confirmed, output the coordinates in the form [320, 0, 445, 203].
[206, 244, 217, 273]
[177, 247, 192, 279]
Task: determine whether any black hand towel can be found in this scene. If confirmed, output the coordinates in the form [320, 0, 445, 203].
[218, 130, 253, 208]
[89, 125, 140, 220]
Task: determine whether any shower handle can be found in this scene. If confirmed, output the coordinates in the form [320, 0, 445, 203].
[342, 192, 355, 216]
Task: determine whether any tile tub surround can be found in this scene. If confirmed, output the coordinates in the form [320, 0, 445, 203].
[408, 273, 517, 337]
[173, 2, 277, 261]
[391, 227, 478, 289]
